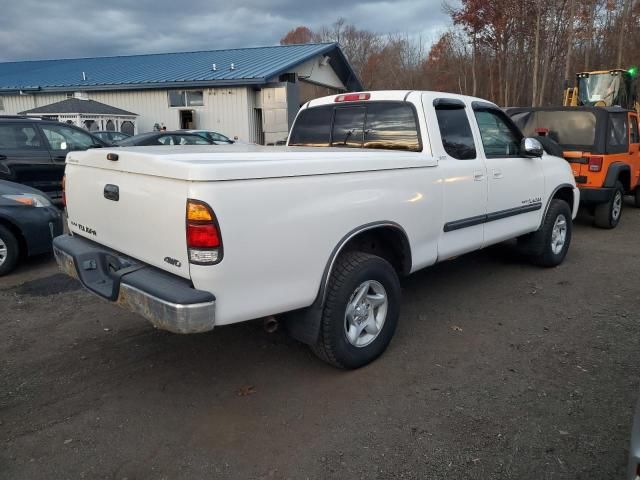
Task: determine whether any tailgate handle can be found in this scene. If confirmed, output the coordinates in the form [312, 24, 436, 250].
[104, 184, 119, 201]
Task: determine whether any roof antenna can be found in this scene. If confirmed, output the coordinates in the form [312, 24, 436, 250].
[212, 63, 217, 71]
[230, 63, 235, 70]
[82, 71, 87, 81]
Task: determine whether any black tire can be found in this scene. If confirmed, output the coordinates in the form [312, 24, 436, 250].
[312, 251, 400, 369]
[594, 181, 624, 229]
[633, 187, 640, 208]
[519, 199, 572, 268]
[0, 224, 20, 276]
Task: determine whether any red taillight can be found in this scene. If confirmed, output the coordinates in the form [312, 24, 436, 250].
[186, 199, 222, 265]
[588, 156, 603, 172]
[62, 175, 66, 207]
[187, 223, 220, 248]
[335, 93, 370, 102]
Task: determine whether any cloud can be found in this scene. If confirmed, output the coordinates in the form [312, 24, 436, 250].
[0, 0, 451, 61]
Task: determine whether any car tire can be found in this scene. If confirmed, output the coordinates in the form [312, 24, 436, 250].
[519, 199, 572, 268]
[594, 181, 624, 229]
[312, 251, 400, 369]
[633, 187, 640, 208]
[0, 224, 20, 276]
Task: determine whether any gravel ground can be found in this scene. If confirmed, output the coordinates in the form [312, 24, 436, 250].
[1, 207, 639, 479]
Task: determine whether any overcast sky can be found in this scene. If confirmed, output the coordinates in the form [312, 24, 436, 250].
[0, 0, 452, 62]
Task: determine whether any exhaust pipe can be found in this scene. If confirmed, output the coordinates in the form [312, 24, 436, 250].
[263, 316, 279, 333]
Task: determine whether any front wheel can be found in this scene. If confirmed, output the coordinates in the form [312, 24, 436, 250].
[519, 199, 572, 268]
[312, 251, 400, 369]
[0, 224, 20, 276]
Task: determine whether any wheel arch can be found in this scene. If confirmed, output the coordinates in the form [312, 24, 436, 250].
[283, 221, 411, 345]
[541, 183, 576, 228]
[604, 162, 631, 192]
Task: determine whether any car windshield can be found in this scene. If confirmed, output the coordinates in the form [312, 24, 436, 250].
[510, 110, 597, 148]
[578, 73, 621, 106]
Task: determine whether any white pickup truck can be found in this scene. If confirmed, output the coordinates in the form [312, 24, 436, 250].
[53, 90, 579, 369]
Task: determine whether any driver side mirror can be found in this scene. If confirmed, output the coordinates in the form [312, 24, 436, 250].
[521, 137, 544, 158]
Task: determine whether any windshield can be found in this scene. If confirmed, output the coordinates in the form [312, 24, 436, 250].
[510, 110, 597, 148]
[578, 73, 621, 106]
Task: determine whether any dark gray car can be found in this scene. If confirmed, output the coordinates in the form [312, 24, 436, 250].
[116, 131, 214, 146]
[629, 396, 640, 479]
[0, 179, 63, 275]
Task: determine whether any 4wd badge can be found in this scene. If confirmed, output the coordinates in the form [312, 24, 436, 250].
[164, 257, 182, 268]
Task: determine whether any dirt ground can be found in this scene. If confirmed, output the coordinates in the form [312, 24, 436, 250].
[1, 206, 639, 480]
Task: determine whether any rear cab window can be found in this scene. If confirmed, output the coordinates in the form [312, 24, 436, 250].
[289, 101, 422, 152]
[433, 101, 476, 160]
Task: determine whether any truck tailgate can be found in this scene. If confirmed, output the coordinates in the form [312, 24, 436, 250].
[64, 162, 191, 279]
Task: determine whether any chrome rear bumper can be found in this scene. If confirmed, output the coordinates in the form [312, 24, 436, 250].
[54, 235, 216, 334]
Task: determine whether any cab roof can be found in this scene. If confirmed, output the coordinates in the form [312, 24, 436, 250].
[305, 90, 498, 109]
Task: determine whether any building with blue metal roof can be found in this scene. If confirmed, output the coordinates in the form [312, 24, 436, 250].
[0, 43, 361, 143]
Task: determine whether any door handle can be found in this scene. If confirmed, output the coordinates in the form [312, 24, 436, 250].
[473, 171, 485, 181]
[492, 169, 504, 179]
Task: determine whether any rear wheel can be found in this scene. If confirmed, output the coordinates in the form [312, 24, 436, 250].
[312, 251, 400, 369]
[0, 225, 20, 276]
[594, 181, 624, 229]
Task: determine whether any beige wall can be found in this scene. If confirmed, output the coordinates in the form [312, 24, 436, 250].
[0, 93, 68, 114]
[0, 86, 253, 140]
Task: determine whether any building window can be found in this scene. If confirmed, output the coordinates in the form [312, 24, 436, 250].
[0, 97, 4, 111]
[121, 121, 134, 135]
[168, 90, 204, 107]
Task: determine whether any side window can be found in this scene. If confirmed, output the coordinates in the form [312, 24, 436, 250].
[176, 135, 210, 145]
[364, 103, 421, 152]
[157, 135, 174, 145]
[331, 107, 365, 148]
[212, 132, 231, 143]
[40, 124, 97, 151]
[629, 116, 639, 144]
[0, 124, 43, 149]
[608, 113, 628, 148]
[434, 106, 476, 160]
[474, 110, 522, 158]
[288, 106, 333, 147]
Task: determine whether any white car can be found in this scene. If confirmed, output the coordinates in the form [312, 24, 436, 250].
[53, 90, 579, 368]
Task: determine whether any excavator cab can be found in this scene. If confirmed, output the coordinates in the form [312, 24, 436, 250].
[565, 68, 638, 111]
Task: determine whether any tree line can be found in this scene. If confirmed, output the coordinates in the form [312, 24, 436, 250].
[280, 0, 639, 107]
